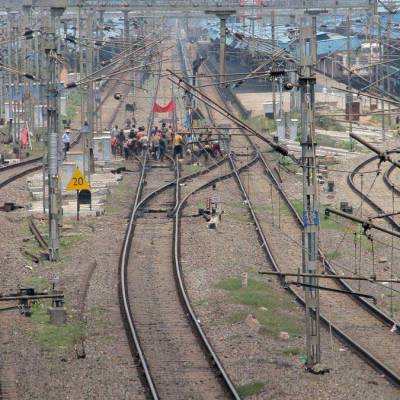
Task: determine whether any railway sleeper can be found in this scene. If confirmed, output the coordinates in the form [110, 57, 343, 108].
[0, 202, 23, 212]
[144, 208, 170, 213]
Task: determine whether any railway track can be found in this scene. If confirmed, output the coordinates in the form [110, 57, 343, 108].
[118, 42, 242, 399]
[119, 146, 255, 398]
[122, 157, 236, 399]
[0, 44, 131, 193]
[0, 132, 82, 191]
[348, 151, 400, 231]
[101, 70, 134, 130]
[383, 158, 400, 197]
[232, 154, 400, 387]
[0, 160, 42, 189]
[198, 58, 400, 387]
[0, 39, 153, 188]
[89, 42, 154, 129]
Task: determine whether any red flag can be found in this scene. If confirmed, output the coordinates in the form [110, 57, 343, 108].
[21, 127, 28, 146]
[152, 100, 175, 113]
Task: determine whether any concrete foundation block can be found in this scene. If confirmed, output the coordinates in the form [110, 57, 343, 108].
[66, 150, 87, 174]
[93, 136, 112, 163]
[241, 272, 248, 288]
[61, 162, 77, 191]
[48, 307, 67, 326]
[279, 331, 290, 340]
[289, 119, 298, 141]
[31, 192, 45, 201]
[276, 120, 285, 141]
[245, 314, 261, 333]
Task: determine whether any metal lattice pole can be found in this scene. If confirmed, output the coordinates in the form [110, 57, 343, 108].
[299, 15, 321, 368]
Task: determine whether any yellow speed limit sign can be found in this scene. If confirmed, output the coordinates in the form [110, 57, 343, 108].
[65, 167, 91, 191]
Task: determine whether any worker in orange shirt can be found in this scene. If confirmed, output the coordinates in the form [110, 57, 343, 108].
[173, 131, 184, 159]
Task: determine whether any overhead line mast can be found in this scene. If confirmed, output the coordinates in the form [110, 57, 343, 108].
[45, 2, 66, 261]
[298, 13, 321, 369]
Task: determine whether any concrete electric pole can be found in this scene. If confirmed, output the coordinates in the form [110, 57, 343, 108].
[78, 3, 86, 126]
[95, 9, 105, 134]
[386, 12, 392, 132]
[298, 15, 321, 369]
[271, 10, 277, 118]
[85, 11, 95, 179]
[378, 12, 386, 140]
[123, 10, 130, 42]
[6, 12, 15, 148]
[346, 9, 354, 150]
[45, 3, 66, 261]
[205, 10, 235, 84]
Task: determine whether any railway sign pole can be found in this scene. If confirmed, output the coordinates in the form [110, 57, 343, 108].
[65, 167, 91, 221]
[298, 14, 321, 369]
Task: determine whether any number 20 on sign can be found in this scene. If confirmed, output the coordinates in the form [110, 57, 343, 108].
[65, 167, 91, 191]
[65, 167, 91, 221]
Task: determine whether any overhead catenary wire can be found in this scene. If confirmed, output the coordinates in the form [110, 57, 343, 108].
[76, 38, 166, 86]
[257, 163, 400, 294]
[167, 69, 289, 157]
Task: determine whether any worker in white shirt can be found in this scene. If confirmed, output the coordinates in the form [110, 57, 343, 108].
[62, 129, 71, 157]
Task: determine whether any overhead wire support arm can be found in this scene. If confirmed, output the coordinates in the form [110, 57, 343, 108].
[325, 207, 400, 238]
[349, 132, 400, 168]
[285, 282, 376, 303]
[258, 270, 400, 283]
[369, 210, 400, 220]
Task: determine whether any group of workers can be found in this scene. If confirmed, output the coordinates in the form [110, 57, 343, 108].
[110, 122, 173, 161]
[62, 119, 231, 163]
[110, 121, 231, 163]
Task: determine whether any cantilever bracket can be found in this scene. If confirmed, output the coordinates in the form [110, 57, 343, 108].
[286, 281, 377, 303]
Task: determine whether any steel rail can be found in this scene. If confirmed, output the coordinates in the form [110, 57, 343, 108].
[229, 154, 400, 387]
[0, 163, 42, 189]
[118, 151, 158, 398]
[383, 163, 400, 197]
[200, 58, 400, 384]
[258, 151, 400, 331]
[202, 55, 400, 331]
[119, 154, 243, 398]
[119, 50, 240, 398]
[119, 39, 266, 399]
[0, 156, 42, 172]
[118, 47, 164, 398]
[28, 217, 48, 250]
[0, 132, 82, 190]
[348, 151, 400, 231]
[173, 156, 258, 400]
